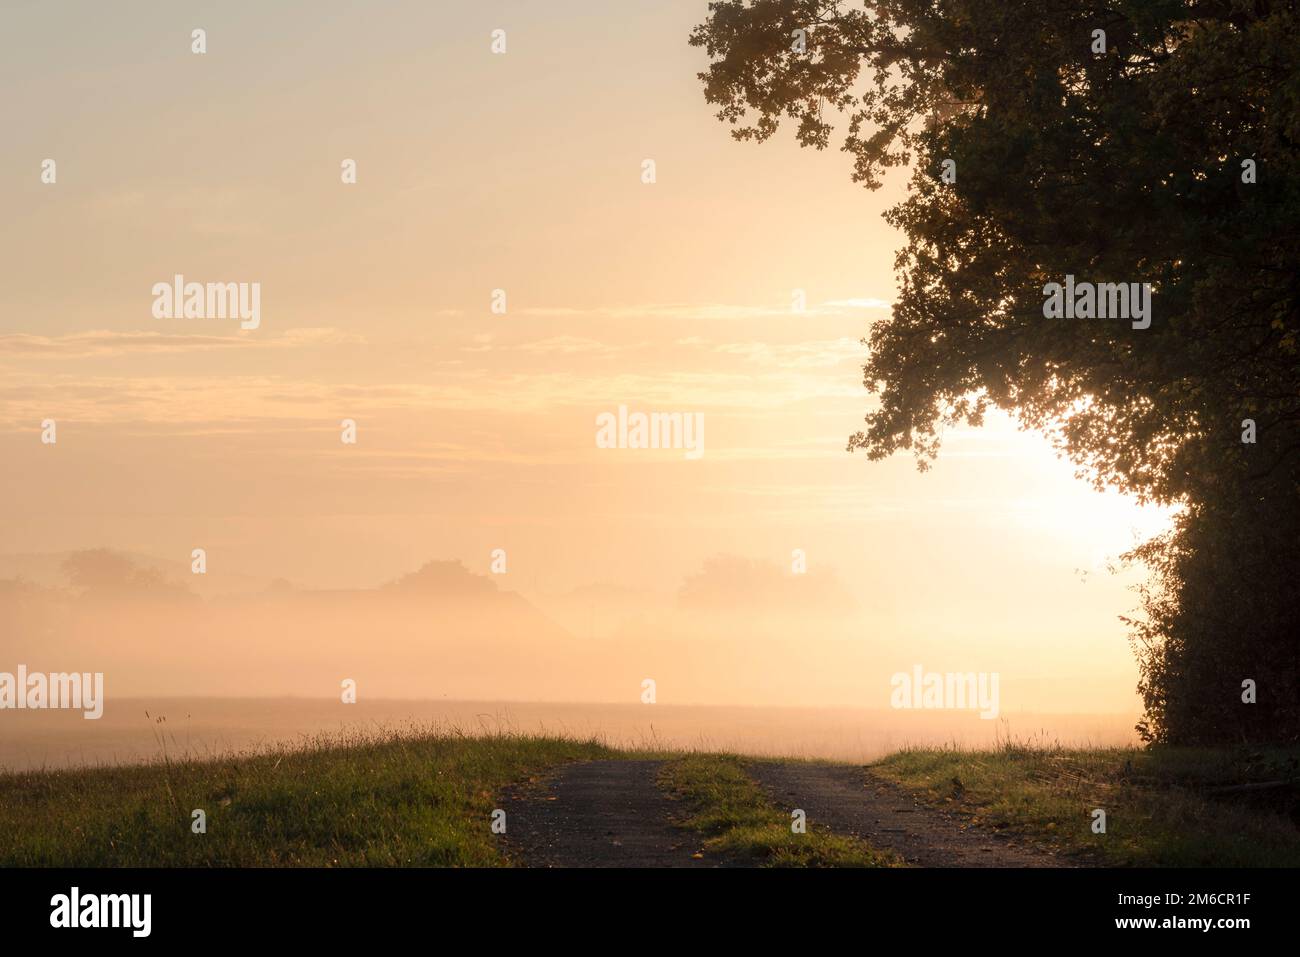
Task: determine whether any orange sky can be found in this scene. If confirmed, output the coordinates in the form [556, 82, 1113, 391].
[0, 1, 1172, 714]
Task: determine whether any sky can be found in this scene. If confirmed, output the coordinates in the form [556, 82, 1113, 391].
[0, 1, 1173, 715]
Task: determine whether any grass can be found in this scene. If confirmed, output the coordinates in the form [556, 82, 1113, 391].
[873, 741, 1300, 867]
[9, 723, 1298, 868]
[0, 728, 616, 866]
[658, 754, 899, 867]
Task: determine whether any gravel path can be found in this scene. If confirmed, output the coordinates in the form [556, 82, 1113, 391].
[500, 759, 729, 867]
[749, 762, 1073, 867]
[501, 758, 1075, 868]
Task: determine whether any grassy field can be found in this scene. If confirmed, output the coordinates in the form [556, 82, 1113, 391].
[658, 754, 898, 867]
[5, 730, 1297, 867]
[873, 742, 1300, 867]
[0, 729, 615, 866]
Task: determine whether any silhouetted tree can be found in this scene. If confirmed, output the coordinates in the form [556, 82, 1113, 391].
[691, 0, 1300, 742]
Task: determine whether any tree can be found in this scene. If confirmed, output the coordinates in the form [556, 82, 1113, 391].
[691, 0, 1300, 743]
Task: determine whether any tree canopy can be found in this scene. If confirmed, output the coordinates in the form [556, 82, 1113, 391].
[691, 0, 1300, 743]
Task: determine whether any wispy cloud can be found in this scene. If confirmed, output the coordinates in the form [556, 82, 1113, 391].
[714, 337, 864, 367]
[515, 335, 626, 356]
[0, 327, 364, 359]
[514, 299, 892, 322]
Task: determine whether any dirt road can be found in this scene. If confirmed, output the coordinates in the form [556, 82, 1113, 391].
[501, 758, 1073, 868]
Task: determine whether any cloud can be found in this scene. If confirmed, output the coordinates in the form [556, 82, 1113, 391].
[822, 298, 893, 310]
[714, 337, 864, 368]
[513, 299, 892, 322]
[0, 327, 364, 358]
[515, 335, 623, 356]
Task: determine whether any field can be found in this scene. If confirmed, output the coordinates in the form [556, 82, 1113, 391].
[3, 729, 1297, 868]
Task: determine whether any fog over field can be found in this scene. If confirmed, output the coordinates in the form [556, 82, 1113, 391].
[1, 697, 1137, 773]
[0, 548, 1139, 770]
